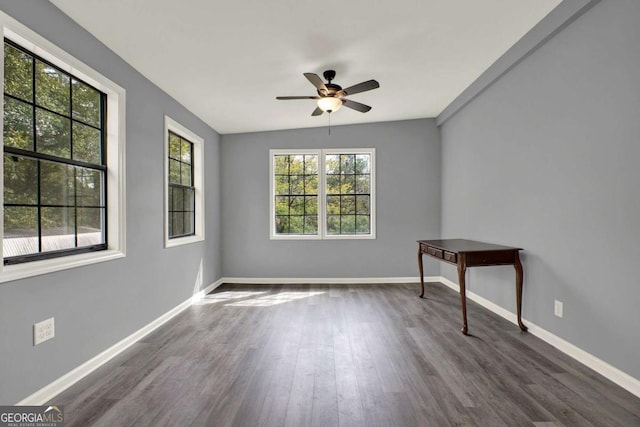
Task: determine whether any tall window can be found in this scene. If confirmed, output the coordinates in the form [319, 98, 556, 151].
[3, 39, 106, 264]
[270, 148, 375, 239]
[168, 131, 194, 238]
[1, 13, 125, 283]
[164, 116, 204, 247]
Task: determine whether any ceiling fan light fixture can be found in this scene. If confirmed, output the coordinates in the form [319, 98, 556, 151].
[317, 97, 343, 113]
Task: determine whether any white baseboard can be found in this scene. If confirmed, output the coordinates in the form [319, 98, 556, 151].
[17, 278, 225, 405]
[439, 276, 640, 398]
[219, 276, 434, 284]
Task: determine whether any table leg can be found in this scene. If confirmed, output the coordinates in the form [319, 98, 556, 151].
[514, 251, 528, 332]
[457, 254, 468, 335]
[418, 246, 425, 298]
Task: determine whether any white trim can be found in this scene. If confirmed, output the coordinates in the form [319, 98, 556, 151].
[0, 11, 126, 282]
[16, 278, 224, 405]
[164, 116, 205, 248]
[438, 276, 640, 398]
[220, 276, 430, 285]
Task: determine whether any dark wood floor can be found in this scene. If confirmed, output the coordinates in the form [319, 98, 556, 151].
[52, 283, 640, 427]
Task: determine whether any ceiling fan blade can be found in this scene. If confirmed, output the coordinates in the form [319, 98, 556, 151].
[343, 99, 372, 113]
[311, 107, 323, 116]
[342, 79, 380, 96]
[304, 73, 328, 94]
[276, 96, 320, 100]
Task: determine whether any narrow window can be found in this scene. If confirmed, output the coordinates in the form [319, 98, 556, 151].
[168, 131, 194, 238]
[164, 116, 204, 247]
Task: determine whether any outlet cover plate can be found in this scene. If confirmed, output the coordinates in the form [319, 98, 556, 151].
[34, 317, 55, 345]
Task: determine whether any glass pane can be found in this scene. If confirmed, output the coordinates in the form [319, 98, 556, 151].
[356, 215, 370, 234]
[355, 154, 370, 174]
[169, 133, 181, 159]
[172, 186, 185, 211]
[35, 60, 70, 115]
[275, 175, 289, 195]
[41, 207, 76, 251]
[326, 175, 340, 195]
[325, 154, 340, 174]
[304, 155, 318, 174]
[72, 79, 101, 127]
[356, 175, 370, 194]
[275, 215, 289, 234]
[186, 188, 195, 212]
[341, 154, 355, 174]
[72, 122, 101, 164]
[171, 212, 184, 237]
[76, 167, 103, 207]
[290, 175, 304, 195]
[327, 215, 340, 234]
[304, 215, 318, 235]
[290, 215, 304, 234]
[77, 207, 104, 246]
[274, 155, 289, 175]
[341, 215, 356, 234]
[326, 196, 340, 215]
[341, 195, 356, 215]
[3, 206, 39, 257]
[290, 196, 304, 215]
[356, 195, 370, 215]
[275, 196, 289, 215]
[304, 196, 317, 215]
[168, 186, 174, 212]
[341, 174, 355, 194]
[304, 175, 318, 194]
[181, 163, 192, 186]
[289, 155, 304, 174]
[184, 211, 194, 235]
[4, 155, 37, 205]
[180, 140, 192, 164]
[3, 96, 34, 150]
[4, 43, 33, 102]
[40, 161, 74, 206]
[169, 159, 180, 184]
[36, 108, 71, 158]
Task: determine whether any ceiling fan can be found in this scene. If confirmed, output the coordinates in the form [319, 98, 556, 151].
[276, 70, 380, 116]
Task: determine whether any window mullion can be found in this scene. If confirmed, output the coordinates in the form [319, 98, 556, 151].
[318, 149, 325, 239]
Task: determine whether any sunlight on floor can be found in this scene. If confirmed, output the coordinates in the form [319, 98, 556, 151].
[196, 291, 268, 305]
[225, 291, 325, 307]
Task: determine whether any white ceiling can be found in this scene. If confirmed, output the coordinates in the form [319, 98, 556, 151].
[50, 0, 561, 134]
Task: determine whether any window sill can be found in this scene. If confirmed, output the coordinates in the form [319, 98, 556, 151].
[0, 249, 125, 283]
[165, 234, 204, 248]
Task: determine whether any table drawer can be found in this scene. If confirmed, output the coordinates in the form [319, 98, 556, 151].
[426, 247, 443, 259]
[443, 251, 457, 263]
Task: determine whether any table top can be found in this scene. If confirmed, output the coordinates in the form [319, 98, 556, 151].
[417, 239, 521, 253]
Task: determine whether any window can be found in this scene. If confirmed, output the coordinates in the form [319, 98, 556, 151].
[270, 148, 375, 240]
[1, 12, 125, 282]
[164, 116, 204, 247]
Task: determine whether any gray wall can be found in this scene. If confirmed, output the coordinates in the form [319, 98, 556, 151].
[440, 0, 640, 379]
[0, 1, 222, 403]
[221, 119, 441, 278]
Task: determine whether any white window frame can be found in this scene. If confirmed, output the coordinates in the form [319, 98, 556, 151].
[164, 116, 204, 248]
[0, 11, 126, 283]
[269, 148, 376, 240]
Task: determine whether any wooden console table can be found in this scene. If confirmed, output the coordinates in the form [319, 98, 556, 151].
[417, 239, 527, 335]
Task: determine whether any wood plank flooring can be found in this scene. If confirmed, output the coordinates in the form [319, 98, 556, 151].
[51, 283, 640, 426]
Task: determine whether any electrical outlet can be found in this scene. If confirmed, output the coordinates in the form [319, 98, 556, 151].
[34, 317, 55, 345]
[554, 300, 563, 318]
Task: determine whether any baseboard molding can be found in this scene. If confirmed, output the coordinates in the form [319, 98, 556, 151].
[219, 276, 434, 284]
[439, 276, 640, 398]
[17, 278, 225, 405]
